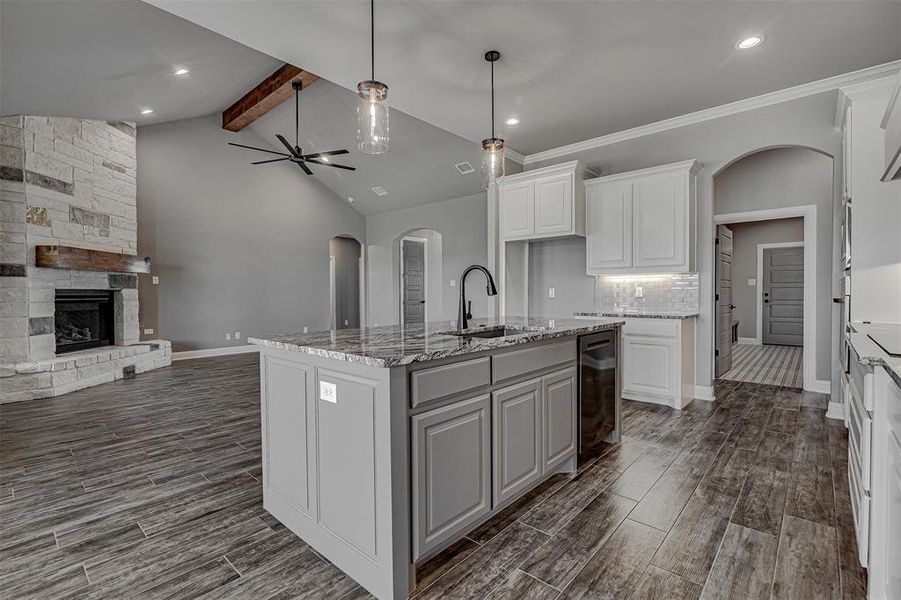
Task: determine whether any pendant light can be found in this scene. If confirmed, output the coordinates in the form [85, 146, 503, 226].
[482, 50, 504, 189]
[356, 0, 389, 154]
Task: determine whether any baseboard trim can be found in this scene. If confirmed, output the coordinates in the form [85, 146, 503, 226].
[688, 385, 715, 402]
[826, 401, 844, 421]
[172, 345, 259, 361]
[737, 337, 761, 345]
[808, 379, 832, 394]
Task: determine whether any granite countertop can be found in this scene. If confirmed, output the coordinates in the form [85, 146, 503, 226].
[849, 322, 901, 388]
[574, 309, 699, 320]
[248, 316, 624, 368]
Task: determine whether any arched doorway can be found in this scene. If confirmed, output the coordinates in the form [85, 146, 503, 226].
[329, 236, 363, 329]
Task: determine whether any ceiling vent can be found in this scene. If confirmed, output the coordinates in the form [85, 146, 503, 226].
[371, 185, 388, 196]
[455, 161, 475, 175]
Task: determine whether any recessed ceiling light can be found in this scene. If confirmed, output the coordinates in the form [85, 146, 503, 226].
[371, 186, 388, 196]
[173, 67, 189, 76]
[140, 108, 154, 115]
[736, 35, 764, 50]
[505, 117, 520, 126]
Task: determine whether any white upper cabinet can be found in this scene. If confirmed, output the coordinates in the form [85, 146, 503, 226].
[498, 161, 592, 241]
[585, 160, 700, 275]
[586, 182, 632, 271]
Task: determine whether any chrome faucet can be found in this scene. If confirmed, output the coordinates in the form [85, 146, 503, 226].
[457, 265, 498, 330]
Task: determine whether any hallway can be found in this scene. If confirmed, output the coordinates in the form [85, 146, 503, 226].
[720, 343, 803, 388]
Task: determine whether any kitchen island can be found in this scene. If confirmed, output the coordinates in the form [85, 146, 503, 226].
[248, 316, 623, 599]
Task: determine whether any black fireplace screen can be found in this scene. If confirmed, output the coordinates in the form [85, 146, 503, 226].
[55, 289, 115, 353]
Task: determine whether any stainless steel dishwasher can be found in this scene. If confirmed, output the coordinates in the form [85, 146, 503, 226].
[577, 330, 621, 463]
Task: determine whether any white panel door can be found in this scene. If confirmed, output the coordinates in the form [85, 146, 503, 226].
[500, 181, 535, 239]
[622, 335, 677, 401]
[586, 182, 633, 272]
[534, 172, 573, 236]
[633, 173, 686, 269]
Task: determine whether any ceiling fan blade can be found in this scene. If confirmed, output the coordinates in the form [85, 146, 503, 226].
[302, 149, 350, 160]
[296, 161, 314, 175]
[275, 134, 299, 156]
[306, 159, 356, 171]
[228, 142, 290, 157]
[252, 157, 291, 165]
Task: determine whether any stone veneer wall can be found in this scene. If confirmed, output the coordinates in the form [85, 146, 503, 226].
[0, 115, 170, 402]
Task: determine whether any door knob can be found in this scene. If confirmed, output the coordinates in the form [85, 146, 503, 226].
[730, 305, 737, 309]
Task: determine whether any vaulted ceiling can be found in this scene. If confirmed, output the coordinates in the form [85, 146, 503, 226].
[3, 0, 899, 215]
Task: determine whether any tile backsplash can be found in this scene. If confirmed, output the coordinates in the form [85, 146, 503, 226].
[595, 273, 699, 312]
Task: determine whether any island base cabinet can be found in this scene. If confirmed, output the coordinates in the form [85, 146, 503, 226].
[542, 367, 577, 473]
[492, 380, 542, 507]
[412, 395, 491, 561]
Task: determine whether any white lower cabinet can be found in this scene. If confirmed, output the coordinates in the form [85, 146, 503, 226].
[620, 318, 695, 409]
[868, 366, 901, 599]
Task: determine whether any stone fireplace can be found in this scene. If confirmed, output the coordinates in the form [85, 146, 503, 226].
[0, 115, 170, 403]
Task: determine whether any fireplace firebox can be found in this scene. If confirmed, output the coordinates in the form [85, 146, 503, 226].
[55, 289, 115, 354]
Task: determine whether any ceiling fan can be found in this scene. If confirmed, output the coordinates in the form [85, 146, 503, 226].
[228, 81, 356, 175]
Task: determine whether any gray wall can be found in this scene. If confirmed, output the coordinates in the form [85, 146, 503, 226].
[527, 91, 842, 389]
[727, 218, 804, 339]
[137, 114, 365, 351]
[714, 147, 833, 380]
[527, 238, 595, 318]
[330, 236, 361, 329]
[366, 192, 493, 326]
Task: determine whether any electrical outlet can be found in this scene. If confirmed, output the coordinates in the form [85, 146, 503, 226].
[548, 287, 556, 298]
[549, 319, 556, 327]
[449, 279, 456, 287]
[143, 328, 154, 335]
[303, 326, 309, 333]
[344, 320, 349, 326]
[151, 275, 159, 285]
[225, 333, 232, 341]
[748, 278, 757, 286]
[235, 331, 241, 340]
[635, 285, 643, 298]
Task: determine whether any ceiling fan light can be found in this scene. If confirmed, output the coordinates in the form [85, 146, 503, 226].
[356, 80, 389, 155]
[482, 137, 505, 189]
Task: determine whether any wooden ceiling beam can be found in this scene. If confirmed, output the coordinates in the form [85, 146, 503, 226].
[222, 64, 319, 132]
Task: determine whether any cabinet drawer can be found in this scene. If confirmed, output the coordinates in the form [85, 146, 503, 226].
[849, 457, 870, 568]
[622, 318, 679, 338]
[410, 357, 491, 408]
[492, 340, 576, 384]
[848, 384, 872, 492]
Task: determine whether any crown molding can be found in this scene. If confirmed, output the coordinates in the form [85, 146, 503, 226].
[506, 148, 525, 165]
[523, 60, 901, 166]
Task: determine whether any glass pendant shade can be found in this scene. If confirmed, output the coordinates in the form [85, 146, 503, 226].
[482, 137, 505, 189]
[356, 80, 389, 154]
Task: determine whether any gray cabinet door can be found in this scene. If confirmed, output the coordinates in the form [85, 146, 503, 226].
[492, 378, 542, 507]
[542, 367, 577, 473]
[412, 394, 490, 560]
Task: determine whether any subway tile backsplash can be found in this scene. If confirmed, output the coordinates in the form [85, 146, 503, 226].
[595, 273, 699, 312]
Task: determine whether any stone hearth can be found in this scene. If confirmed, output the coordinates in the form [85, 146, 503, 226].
[0, 115, 170, 403]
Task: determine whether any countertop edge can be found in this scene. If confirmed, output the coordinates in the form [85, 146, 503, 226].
[847, 324, 901, 389]
[248, 320, 623, 368]
[574, 311, 699, 320]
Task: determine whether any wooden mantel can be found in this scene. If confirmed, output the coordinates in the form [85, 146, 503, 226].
[35, 245, 151, 274]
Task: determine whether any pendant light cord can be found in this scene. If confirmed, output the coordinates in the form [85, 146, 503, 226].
[490, 58, 495, 139]
[370, 0, 375, 81]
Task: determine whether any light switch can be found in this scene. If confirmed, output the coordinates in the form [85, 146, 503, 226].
[319, 381, 337, 404]
[748, 278, 757, 286]
[449, 279, 456, 287]
[548, 287, 556, 298]
[151, 276, 159, 285]
[225, 333, 232, 340]
[635, 286, 643, 298]
[235, 331, 241, 340]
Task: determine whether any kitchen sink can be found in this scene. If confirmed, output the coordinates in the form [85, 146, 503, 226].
[441, 326, 541, 339]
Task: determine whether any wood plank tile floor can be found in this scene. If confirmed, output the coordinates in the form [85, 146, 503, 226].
[0, 356, 866, 599]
